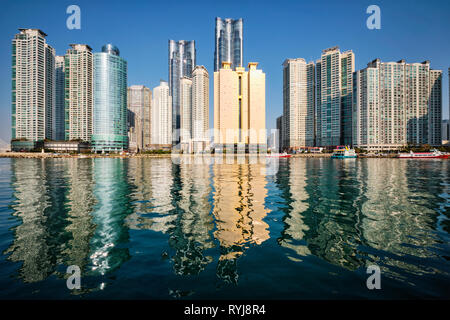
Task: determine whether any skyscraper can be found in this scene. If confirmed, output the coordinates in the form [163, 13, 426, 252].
[151, 81, 172, 146]
[282, 58, 315, 150]
[316, 46, 354, 147]
[353, 59, 443, 150]
[54, 55, 65, 141]
[191, 65, 209, 153]
[127, 85, 152, 152]
[11, 29, 54, 143]
[168, 40, 196, 146]
[214, 17, 243, 71]
[214, 62, 266, 152]
[179, 77, 192, 152]
[92, 44, 128, 153]
[64, 44, 93, 142]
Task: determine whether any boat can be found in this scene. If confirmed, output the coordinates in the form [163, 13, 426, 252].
[398, 149, 449, 159]
[267, 152, 291, 158]
[331, 146, 357, 158]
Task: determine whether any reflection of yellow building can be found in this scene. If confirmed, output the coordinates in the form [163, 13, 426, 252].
[212, 162, 270, 260]
[214, 62, 266, 151]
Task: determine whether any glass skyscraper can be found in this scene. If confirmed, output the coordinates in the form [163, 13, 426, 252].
[214, 17, 243, 72]
[92, 44, 128, 153]
[168, 40, 196, 146]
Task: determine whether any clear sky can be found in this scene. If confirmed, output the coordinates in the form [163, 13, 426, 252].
[1, 0, 449, 143]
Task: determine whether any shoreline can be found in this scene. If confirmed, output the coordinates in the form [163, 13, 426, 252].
[0, 152, 406, 159]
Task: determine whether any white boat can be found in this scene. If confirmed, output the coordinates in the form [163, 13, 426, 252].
[331, 146, 357, 158]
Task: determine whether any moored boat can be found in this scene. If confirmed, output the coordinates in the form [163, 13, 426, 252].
[331, 146, 357, 159]
[398, 149, 449, 159]
[267, 152, 291, 158]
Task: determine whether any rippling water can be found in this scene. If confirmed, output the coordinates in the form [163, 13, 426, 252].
[0, 157, 449, 299]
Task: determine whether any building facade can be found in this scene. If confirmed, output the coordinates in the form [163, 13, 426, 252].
[179, 77, 192, 153]
[191, 65, 210, 153]
[282, 58, 315, 150]
[353, 59, 443, 151]
[92, 44, 128, 153]
[151, 81, 172, 146]
[214, 62, 266, 152]
[54, 55, 66, 141]
[168, 40, 196, 146]
[316, 46, 354, 147]
[64, 44, 93, 142]
[11, 29, 54, 142]
[214, 17, 243, 71]
[127, 85, 152, 152]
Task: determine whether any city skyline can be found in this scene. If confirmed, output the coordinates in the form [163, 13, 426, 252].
[1, 0, 450, 145]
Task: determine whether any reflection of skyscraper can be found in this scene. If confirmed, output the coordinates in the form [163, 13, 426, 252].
[277, 159, 311, 260]
[64, 159, 96, 270]
[89, 159, 132, 276]
[359, 159, 442, 276]
[168, 163, 214, 275]
[6, 159, 69, 282]
[214, 17, 243, 71]
[169, 40, 196, 146]
[212, 162, 270, 283]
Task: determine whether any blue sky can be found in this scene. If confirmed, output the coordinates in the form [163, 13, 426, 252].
[1, 0, 449, 143]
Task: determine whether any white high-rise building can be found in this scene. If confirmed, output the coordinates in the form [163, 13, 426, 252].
[180, 77, 192, 152]
[151, 81, 172, 146]
[12, 29, 55, 142]
[191, 66, 209, 153]
[64, 44, 93, 142]
[54, 56, 65, 141]
[354, 59, 443, 150]
[282, 58, 315, 150]
[316, 46, 354, 147]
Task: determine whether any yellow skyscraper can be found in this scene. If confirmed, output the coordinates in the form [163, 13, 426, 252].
[214, 62, 266, 152]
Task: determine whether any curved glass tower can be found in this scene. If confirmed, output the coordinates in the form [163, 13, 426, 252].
[214, 17, 243, 72]
[92, 44, 128, 153]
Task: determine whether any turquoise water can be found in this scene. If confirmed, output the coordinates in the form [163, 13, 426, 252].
[0, 157, 449, 299]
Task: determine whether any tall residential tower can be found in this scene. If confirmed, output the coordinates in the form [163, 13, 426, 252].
[168, 40, 196, 146]
[214, 17, 243, 71]
[64, 44, 93, 142]
[282, 58, 315, 150]
[11, 29, 55, 143]
[353, 59, 443, 150]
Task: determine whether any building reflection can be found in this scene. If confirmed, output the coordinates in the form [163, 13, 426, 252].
[302, 159, 365, 271]
[63, 159, 96, 272]
[359, 159, 446, 278]
[6, 159, 71, 282]
[167, 162, 215, 275]
[276, 159, 311, 261]
[88, 159, 133, 276]
[212, 160, 270, 284]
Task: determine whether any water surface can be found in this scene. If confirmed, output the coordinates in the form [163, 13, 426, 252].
[0, 157, 449, 299]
